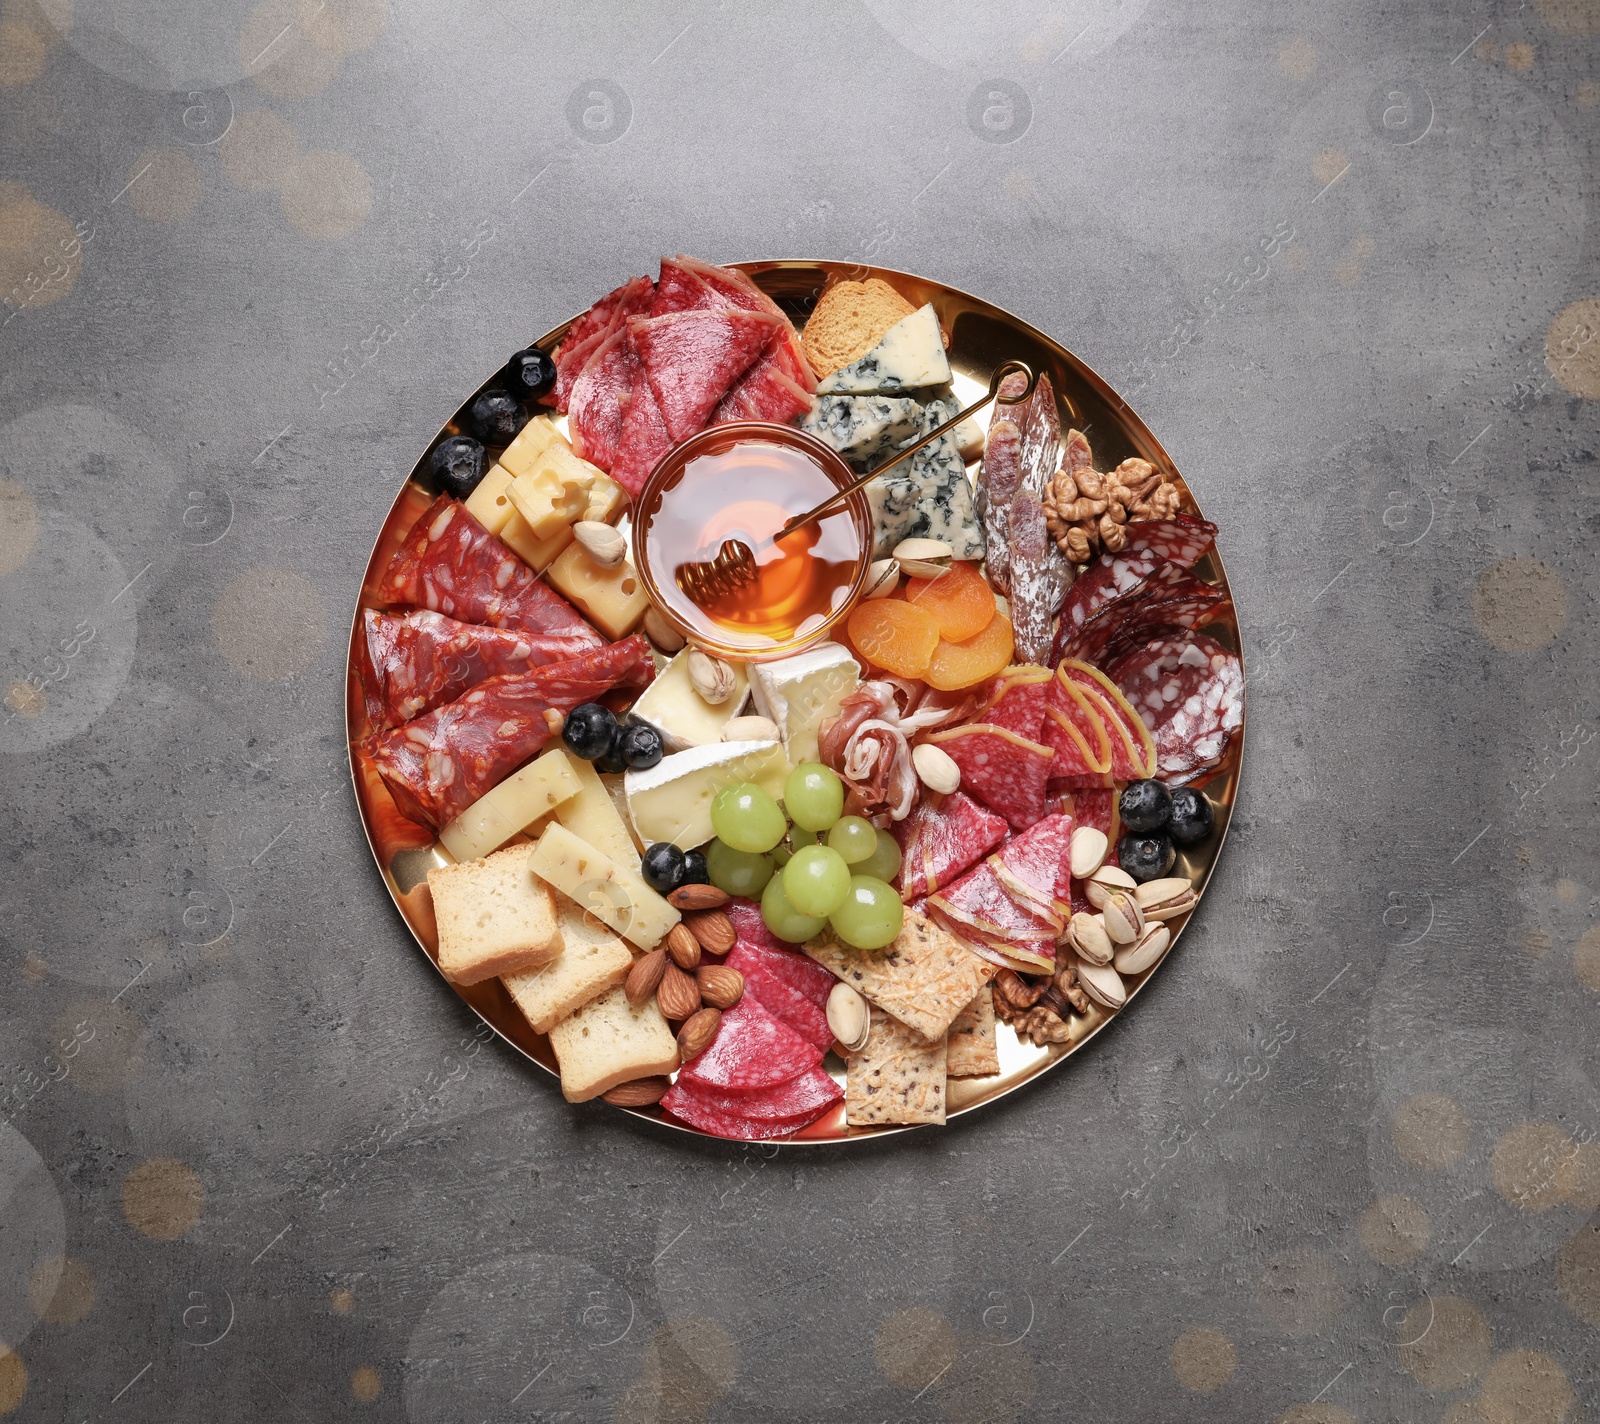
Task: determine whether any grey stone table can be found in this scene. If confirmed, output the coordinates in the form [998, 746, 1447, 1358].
[1, 2, 1597, 1420]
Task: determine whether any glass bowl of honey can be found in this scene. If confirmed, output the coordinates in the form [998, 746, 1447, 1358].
[631, 423, 873, 661]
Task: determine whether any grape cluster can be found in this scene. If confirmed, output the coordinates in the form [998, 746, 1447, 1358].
[700, 762, 903, 950]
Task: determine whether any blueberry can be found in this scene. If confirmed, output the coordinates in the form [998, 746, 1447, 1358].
[562, 702, 617, 762]
[1119, 779, 1172, 834]
[1118, 832, 1175, 883]
[594, 736, 629, 775]
[469, 388, 525, 445]
[1167, 787, 1214, 847]
[680, 849, 709, 886]
[505, 346, 556, 397]
[642, 842, 686, 895]
[617, 721, 663, 772]
[430, 434, 486, 499]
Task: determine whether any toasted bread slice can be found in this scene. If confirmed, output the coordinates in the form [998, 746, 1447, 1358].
[503, 897, 633, 1035]
[801, 278, 917, 380]
[547, 985, 679, 1102]
[428, 845, 561, 984]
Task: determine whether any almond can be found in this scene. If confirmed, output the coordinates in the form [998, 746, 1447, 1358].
[676, 1006, 721, 1061]
[666, 923, 702, 971]
[668, 883, 730, 911]
[697, 964, 745, 1010]
[683, 909, 735, 954]
[624, 947, 667, 1006]
[656, 960, 701, 1021]
[601, 1076, 671, 1107]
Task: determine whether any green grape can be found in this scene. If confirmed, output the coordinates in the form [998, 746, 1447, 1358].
[761, 869, 827, 944]
[782, 844, 852, 917]
[828, 875, 904, 950]
[789, 826, 820, 851]
[705, 838, 774, 899]
[783, 762, 844, 833]
[855, 829, 903, 884]
[827, 815, 878, 865]
[710, 782, 787, 853]
[771, 840, 793, 869]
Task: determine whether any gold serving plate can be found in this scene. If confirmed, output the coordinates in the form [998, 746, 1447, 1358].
[345, 261, 1244, 1144]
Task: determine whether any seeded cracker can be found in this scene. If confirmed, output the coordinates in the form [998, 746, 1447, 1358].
[805, 909, 997, 1043]
[847, 1007, 946, 1127]
[944, 988, 1000, 1078]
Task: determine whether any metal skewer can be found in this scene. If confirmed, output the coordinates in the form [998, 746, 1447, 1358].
[676, 359, 1038, 608]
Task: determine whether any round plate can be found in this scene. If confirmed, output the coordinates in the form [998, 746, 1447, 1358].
[345, 260, 1244, 1144]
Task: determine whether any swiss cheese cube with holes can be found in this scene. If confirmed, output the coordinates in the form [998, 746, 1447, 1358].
[497, 415, 567, 479]
[427, 845, 561, 984]
[544, 543, 648, 640]
[464, 463, 517, 535]
[547, 985, 679, 1101]
[503, 896, 634, 1035]
[498, 509, 575, 572]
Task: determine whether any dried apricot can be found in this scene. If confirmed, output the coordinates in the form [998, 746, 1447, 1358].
[905, 561, 996, 642]
[846, 598, 942, 676]
[925, 610, 1015, 690]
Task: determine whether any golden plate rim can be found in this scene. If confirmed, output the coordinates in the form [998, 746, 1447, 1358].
[344, 258, 1247, 1146]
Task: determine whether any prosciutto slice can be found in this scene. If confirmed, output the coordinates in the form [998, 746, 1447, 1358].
[360, 608, 600, 729]
[380, 496, 601, 643]
[818, 682, 955, 824]
[369, 635, 652, 828]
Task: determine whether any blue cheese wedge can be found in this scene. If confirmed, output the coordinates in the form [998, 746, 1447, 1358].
[748, 643, 860, 766]
[801, 395, 923, 467]
[815, 304, 951, 394]
[868, 399, 985, 560]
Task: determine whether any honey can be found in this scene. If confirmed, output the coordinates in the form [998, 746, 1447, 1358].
[634, 431, 868, 656]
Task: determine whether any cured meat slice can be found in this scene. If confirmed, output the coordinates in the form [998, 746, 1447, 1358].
[566, 325, 636, 470]
[1106, 631, 1244, 783]
[665, 1065, 842, 1125]
[1059, 659, 1156, 779]
[1054, 558, 1226, 666]
[628, 309, 783, 441]
[1007, 490, 1071, 665]
[925, 723, 1054, 832]
[981, 667, 1052, 742]
[555, 274, 654, 409]
[989, 812, 1075, 921]
[976, 415, 1023, 596]
[671, 254, 816, 393]
[608, 369, 673, 498]
[724, 896, 787, 958]
[658, 1091, 826, 1140]
[892, 791, 1010, 900]
[1042, 668, 1112, 778]
[369, 635, 652, 828]
[1063, 787, 1118, 842]
[929, 860, 1059, 941]
[381, 496, 602, 643]
[360, 609, 600, 729]
[1096, 587, 1232, 670]
[676, 995, 825, 1091]
[1012, 370, 1061, 499]
[725, 944, 835, 1050]
[649, 258, 717, 315]
[724, 935, 835, 1007]
[711, 353, 812, 425]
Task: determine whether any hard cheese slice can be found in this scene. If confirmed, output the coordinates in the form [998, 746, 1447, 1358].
[846, 1007, 946, 1127]
[528, 822, 678, 951]
[677, 996, 824, 1091]
[926, 723, 1054, 832]
[892, 791, 1010, 901]
[805, 910, 996, 1043]
[439, 745, 582, 863]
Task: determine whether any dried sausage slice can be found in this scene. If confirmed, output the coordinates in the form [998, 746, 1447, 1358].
[1106, 631, 1244, 784]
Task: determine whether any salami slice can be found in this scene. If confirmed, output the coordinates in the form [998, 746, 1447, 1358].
[664, 1065, 841, 1124]
[1042, 668, 1112, 778]
[1058, 659, 1158, 778]
[1065, 787, 1117, 840]
[710, 352, 813, 425]
[566, 325, 637, 470]
[926, 723, 1054, 832]
[976, 415, 1023, 596]
[1106, 631, 1244, 783]
[361, 609, 602, 729]
[1055, 559, 1226, 667]
[649, 258, 717, 315]
[676, 995, 824, 1091]
[628, 309, 783, 441]
[608, 367, 673, 498]
[1096, 588, 1233, 670]
[381, 496, 602, 644]
[368, 635, 652, 828]
[659, 1085, 836, 1140]
[929, 860, 1060, 942]
[1051, 517, 1217, 658]
[555, 273, 654, 408]
[725, 948, 835, 1051]
[892, 791, 1010, 900]
[988, 812, 1075, 921]
[981, 667, 1052, 741]
[724, 896, 786, 958]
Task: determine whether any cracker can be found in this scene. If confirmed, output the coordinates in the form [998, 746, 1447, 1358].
[945, 987, 1000, 1078]
[805, 910, 996, 1042]
[846, 1008, 946, 1127]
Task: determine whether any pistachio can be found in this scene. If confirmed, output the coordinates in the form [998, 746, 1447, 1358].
[573, 520, 626, 568]
[826, 982, 870, 1054]
[1113, 922, 1170, 976]
[642, 607, 686, 653]
[721, 714, 781, 743]
[1134, 877, 1198, 920]
[1066, 911, 1113, 966]
[863, 558, 900, 600]
[891, 537, 953, 579]
[1100, 890, 1145, 944]
[1084, 863, 1137, 910]
[688, 650, 737, 705]
[1068, 826, 1109, 879]
[1075, 958, 1126, 1011]
[911, 743, 961, 795]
